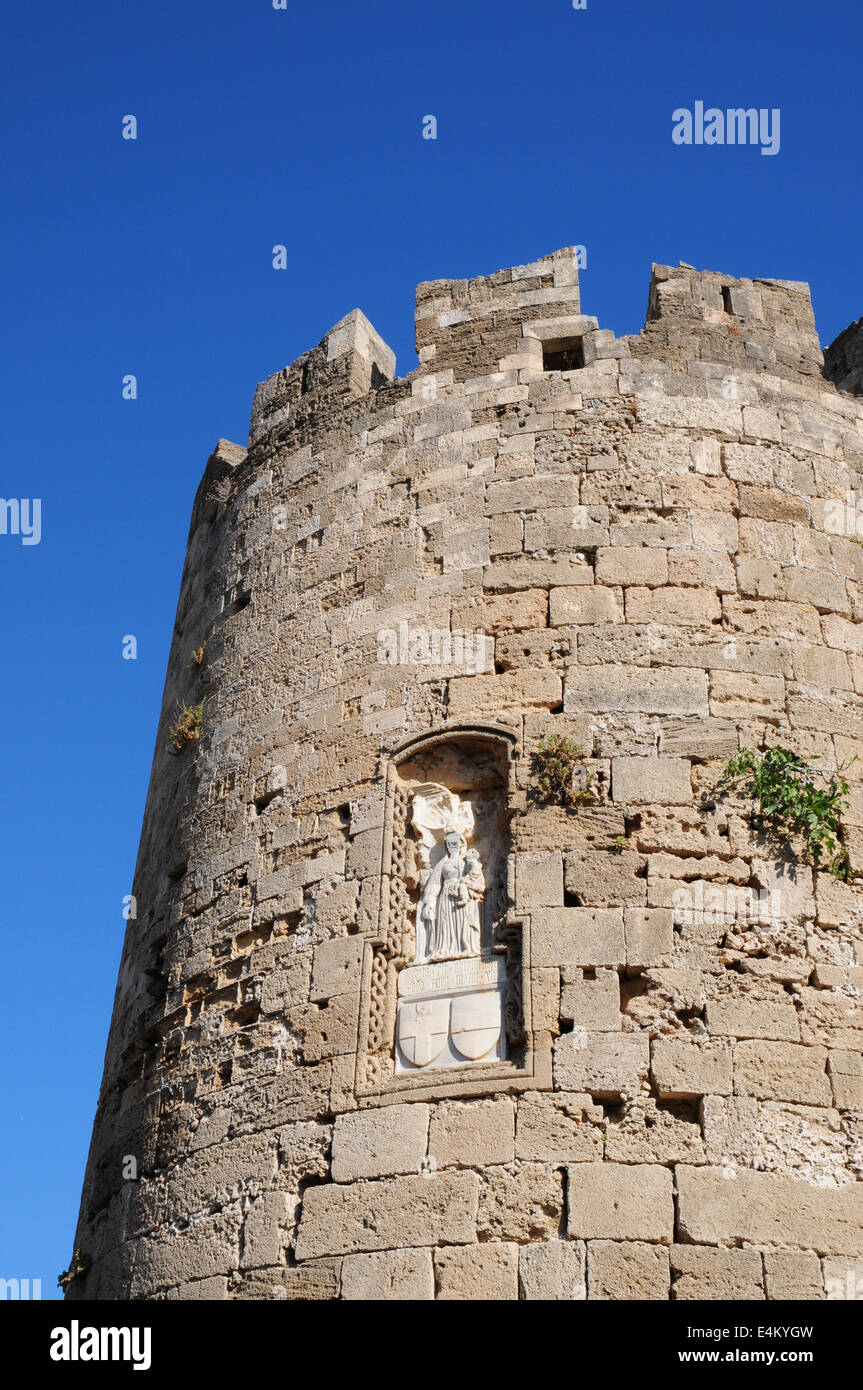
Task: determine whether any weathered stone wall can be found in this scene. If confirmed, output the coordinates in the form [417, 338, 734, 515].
[70, 248, 863, 1301]
[824, 317, 863, 398]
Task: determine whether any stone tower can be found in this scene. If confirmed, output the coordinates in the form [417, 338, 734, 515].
[70, 249, 863, 1301]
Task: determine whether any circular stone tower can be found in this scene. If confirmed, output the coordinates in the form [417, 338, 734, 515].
[70, 249, 863, 1301]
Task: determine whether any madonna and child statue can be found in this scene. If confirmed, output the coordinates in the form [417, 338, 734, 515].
[410, 785, 486, 964]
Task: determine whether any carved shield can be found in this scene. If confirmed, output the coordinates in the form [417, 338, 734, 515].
[450, 989, 502, 1061]
[397, 997, 449, 1068]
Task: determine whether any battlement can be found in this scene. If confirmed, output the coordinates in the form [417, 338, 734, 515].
[247, 249, 856, 455]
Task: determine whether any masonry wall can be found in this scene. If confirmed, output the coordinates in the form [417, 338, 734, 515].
[70, 249, 863, 1301]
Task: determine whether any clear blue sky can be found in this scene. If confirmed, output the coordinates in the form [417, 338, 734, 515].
[1, 0, 860, 1298]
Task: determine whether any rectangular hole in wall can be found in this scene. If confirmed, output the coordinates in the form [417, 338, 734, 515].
[543, 336, 585, 372]
[721, 286, 733, 314]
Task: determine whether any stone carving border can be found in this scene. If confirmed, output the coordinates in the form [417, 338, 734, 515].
[355, 722, 553, 1103]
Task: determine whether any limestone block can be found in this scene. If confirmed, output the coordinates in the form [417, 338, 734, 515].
[625, 908, 674, 968]
[566, 1163, 674, 1243]
[550, 586, 622, 625]
[341, 1248, 434, 1301]
[331, 1105, 429, 1182]
[816, 875, 863, 929]
[735, 1041, 831, 1106]
[829, 1051, 863, 1110]
[595, 547, 668, 586]
[241, 1192, 291, 1270]
[478, 1164, 563, 1242]
[736, 555, 785, 599]
[625, 586, 722, 627]
[706, 996, 800, 1042]
[676, 1166, 863, 1255]
[739, 484, 808, 525]
[588, 1240, 670, 1300]
[447, 669, 562, 718]
[564, 849, 646, 906]
[515, 1091, 604, 1162]
[670, 1245, 764, 1300]
[452, 589, 548, 634]
[532, 907, 625, 968]
[650, 1039, 733, 1098]
[612, 756, 692, 805]
[290, 992, 361, 1062]
[434, 1243, 519, 1300]
[559, 969, 620, 1031]
[554, 1032, 650, 1096]
[294, 1172, 479, 1260]
[783, 565, 850, 615]
[564, 667, 708, 717]
[519, 1240, 586, 1300]
[667, 549, 736, 591]
[763, 1250, 824, 1301]
[310, 936, 364, 1002]
[429, 1099, 515, 1168]
[515, 851, 564, 908]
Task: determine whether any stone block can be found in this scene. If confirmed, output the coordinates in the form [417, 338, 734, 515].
[478, 1164, 563, 1242]
[434, 1243, 519, 1300]
[429, 1099, 515, 1168]
[331, 1105, 429, 1182]
[566, 1164, 674, 1242]
[515, 1091, 604, 1162]
[559, 968, 620, 1031]
[555, 1031, 649, 1096]
[588, 1240, 670, 1300]
[735, 1041, 831, 1106]
[519, 1240, 586, 1300]
[829, 1051, 863, 1110]
[651, 1039, 733, 1098]
[625, 586, 722, 626]
[612, 756, 692, 805]
[294, 1172, 479, 1260]
[341, 1248, 434, 1300]
[625, 908, 674, 968]
[763, 1250, 824, 1301]
[706, 996, 800, 1042]
[565, 667, 708, 717]
[676, 1165, 863, 1255]
[670, 1245, 764, 1300]
[532, 907, 625, 968]
[595, 547, 668, 586]
[515, 851, 564, 908]
[310, 936, 364, 1002]
[564, 850, 646, 906]
[550, 586, 622, 625]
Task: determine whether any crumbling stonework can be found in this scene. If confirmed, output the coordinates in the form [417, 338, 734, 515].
[70, 248, 863, 1300]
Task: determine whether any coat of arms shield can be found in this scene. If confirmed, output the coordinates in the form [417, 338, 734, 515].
[397, 997, 449, 1068]
[450, 989, 503, 1061]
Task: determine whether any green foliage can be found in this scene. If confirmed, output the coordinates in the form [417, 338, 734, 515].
[722, 746, 852, 879]
[58, 1250, 92, 1290]
[613, 834, 631, 851]
[188, 641, 207, 671]
[533, 735, 595, 810]
[168, 703, 203, 753]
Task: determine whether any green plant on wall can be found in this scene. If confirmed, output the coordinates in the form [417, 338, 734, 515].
[58, 1250, 92, 1290]
[532, 734, 595, 810]
[168, 703, 203, 754]
[721, 746, 852, 879]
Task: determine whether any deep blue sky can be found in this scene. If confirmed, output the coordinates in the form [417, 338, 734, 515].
[1, 0, 860, 1298]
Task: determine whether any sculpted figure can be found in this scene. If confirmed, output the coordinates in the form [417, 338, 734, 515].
[419, 831, 485, 961]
